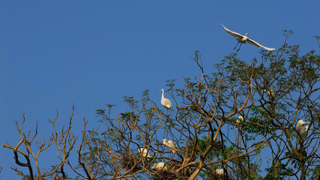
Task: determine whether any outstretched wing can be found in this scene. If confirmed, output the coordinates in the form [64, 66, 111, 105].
[221, 23, 244, 39]
[247, 38, 275, 51]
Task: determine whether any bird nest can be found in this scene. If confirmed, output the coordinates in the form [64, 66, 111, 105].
[152, 163, 193, 180]
[212, 141, 224, 150]
[205, 171, 235, 180]
[171, 163, 193, 178]
[152, 169, 177, 180]
[120, 154, 142, 172]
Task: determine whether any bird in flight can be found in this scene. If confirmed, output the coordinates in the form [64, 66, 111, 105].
[221, 23, 275, 52]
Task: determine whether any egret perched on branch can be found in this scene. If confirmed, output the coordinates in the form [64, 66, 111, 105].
[151, 162, 167, 170]
[236, 115, 244, 124]
[221, 23, 275, 52]
[161, 89, 172, 109]
[264, 89, 275, 100]
[162, 139, 177, 153]
[236, 115, 244, 129]
[138, 148, 151, 159]
[296, 120, 310, 143]
[216, 168, 224, 175]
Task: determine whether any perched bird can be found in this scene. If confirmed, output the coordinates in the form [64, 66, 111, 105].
[161, 89, 172, 109]
[264, 89, 275, 99]
[151, 162, 167, 170]
[162, 139, 177, 153]
[221, 23, 275, 52]
[296, 120, 310, 143]
[138, 148, 151, 158]
[216, 168, 224, 175]
[236, 115, 244, 129]
[236, 115, 244, 124]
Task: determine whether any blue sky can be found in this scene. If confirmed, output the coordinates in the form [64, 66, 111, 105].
[1, 1, 319, 179]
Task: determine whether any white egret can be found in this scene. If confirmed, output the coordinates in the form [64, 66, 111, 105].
[162, 139, 177, 153]
[221, 23, 275, 52]
[264, 89, 275, 99]
[236, 115, 244, 130]
[151, 162, 167, 170]
[216, 168, 224, 175]
[161, 89, 172, 109]
[138, 148, 151, 158]
[296, 120, 310, 143]
[236, 115, 244, 124]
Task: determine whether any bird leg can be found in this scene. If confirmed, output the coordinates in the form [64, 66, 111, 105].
[233, 42, 240, 50]
[236, 43, 243, 52]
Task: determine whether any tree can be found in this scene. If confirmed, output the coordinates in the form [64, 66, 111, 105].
[3, 32, 320, 180]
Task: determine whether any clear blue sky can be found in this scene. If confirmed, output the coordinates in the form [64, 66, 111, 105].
[1, 1, 319, 179]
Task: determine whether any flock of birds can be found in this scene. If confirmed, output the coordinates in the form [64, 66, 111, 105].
[137, 137, 177, 170]
[136, 24, 312, 175]
[154, 88, 310, 173]
[135, 88, 228, 174]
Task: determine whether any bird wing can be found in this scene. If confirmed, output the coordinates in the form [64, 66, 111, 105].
[164, 98, 172, 108]
[221, 23, 244, 39]
[247, 38, 275, 51]
[296, 123, 302, 132]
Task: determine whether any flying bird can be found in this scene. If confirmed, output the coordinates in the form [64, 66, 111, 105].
[162, 139, 177, 153]
[151, 162, 167, 170]
[221, 23, 275, 52]
[161, 89, 172, 109]
[296, 120, 310, 143]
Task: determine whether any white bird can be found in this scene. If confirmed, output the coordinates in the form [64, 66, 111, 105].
[161, 89, 172, 109]
[236, 115, 244, 124]
[296, 120, 310, 143]
[162, 139, 177, 153]
[221, 23, 275, 52]
[216, 168, 224, 175]
[236, 115, 244, 130]
[151, 162, 167, 170]
[138, 148, 151, 158]
[264, 89, 275, 99]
